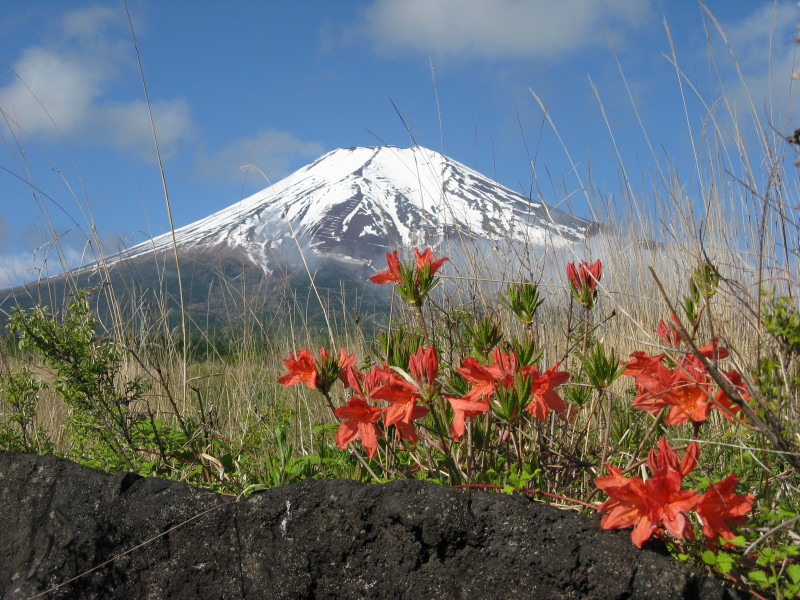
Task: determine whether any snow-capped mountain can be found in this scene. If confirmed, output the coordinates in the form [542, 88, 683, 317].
[115, 145, 593, 274]
[1, 145, 600, 327]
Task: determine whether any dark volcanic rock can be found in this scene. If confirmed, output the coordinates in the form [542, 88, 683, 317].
[0, 451, 744, 600]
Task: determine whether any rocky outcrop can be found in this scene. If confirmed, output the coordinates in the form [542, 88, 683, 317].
[0, 451, 744, 599]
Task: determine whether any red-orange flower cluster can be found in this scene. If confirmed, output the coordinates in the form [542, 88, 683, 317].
[623, 338, 748, 426]
[369, 247, 449, 307]
[277, 347, 356, 392]
[446, 348, 569, 438]
[596, 438, 754, 547]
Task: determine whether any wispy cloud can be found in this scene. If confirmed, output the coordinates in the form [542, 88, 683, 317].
[0, 246, 84, 290]
[194, 129, 325, 184]
[362, 0, 651, 60]
[0, 6, 195, 161]
[698, 3, 799, 142]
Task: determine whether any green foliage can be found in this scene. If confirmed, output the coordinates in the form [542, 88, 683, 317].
[500, 280, 543, 328]
[507, 337, 542, 367]
[463, 315, 503, 359]
[376, 326, 424, 369]
[491, 374, 532, 423]
[762, 290, 800, 357]
[0, 366, 51, 453]
[682, 261, 720, 328]
[261, 423, 357, 485]
[563, 381, 593, 408]
[577, 342, 625, 391]
[7, 292, 151, 470]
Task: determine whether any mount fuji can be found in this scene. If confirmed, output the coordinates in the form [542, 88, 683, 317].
[3, 146, 597, 325]
[112, 145, 593, 273]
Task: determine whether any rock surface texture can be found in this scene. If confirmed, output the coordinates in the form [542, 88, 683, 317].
[0, 451, 746, 599]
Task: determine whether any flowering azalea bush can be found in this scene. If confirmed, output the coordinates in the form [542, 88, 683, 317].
[277, 249, 800, 597]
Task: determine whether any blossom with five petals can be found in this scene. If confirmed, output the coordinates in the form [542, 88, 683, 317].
[446, 395, 489, 440]
[456, 347, 519, 401]
[695, 474, 755, 541]
[596, 438, 701, 547]
[522, 363, 570, 420]
[368, 250, 403, 285]
[334, 396, 383, 458]
[277, 348, 317, 388]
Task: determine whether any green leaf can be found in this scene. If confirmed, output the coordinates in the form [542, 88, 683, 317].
[786, 564, 800, 585]
[701, 550, 718, 566]
[715, 552, 734, 574]
[747, 570, 771, 586]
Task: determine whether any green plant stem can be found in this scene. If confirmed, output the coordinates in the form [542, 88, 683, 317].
[417, 306, 432, 347]
[582, 305, 591, 355]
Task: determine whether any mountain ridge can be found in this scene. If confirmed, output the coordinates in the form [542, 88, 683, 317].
[104, 145, 594, 275]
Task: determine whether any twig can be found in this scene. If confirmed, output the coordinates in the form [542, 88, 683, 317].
[648, 267, 800, 475]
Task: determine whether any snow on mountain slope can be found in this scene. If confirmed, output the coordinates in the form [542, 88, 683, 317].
[116, 146, 593, 274]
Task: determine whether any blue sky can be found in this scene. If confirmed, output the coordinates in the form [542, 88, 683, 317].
[0, 1, 797, 287]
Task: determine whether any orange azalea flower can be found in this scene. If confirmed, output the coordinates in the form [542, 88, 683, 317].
[696, 337, 729, 361]
[278, 347, 356, 392]
[371, 347, 439, 429]
[595, 464, 651, 546]
[566, 259, 602, 293]
[456, 347, 519, 401]
[522, 363, 570, 421]
[371, 373, 419, 427]
[413, 247, 449, 277]
[334, 396, 383, 458]
[636, 360, 713, 425]
[446, 395, 489, 441]
[369, 250, 403, 285]
[456, 357, 498, 401]
[368, 248, 449, 307]
[277, 348, 318, 388]
[622, 351, 666, 378]
[388, 404, 430, 443]
[596, 438, 700, 548]
[695, 474, 755, 541]
[647, 437, 699, 477]
[643, 468, 699, 542]
[408, 346, 440, 401]
[336, 348, 358, 383]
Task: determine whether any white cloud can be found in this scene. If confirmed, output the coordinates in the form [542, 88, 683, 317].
[0, 6, 194, 161]
[0, 246, 83, 289]
[60, 5, 119, 41]
[362, 0, 651, 60]
[701, 3, 799, 140]
[195, 129, 325, 183]
[87, 99, 196, 161]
